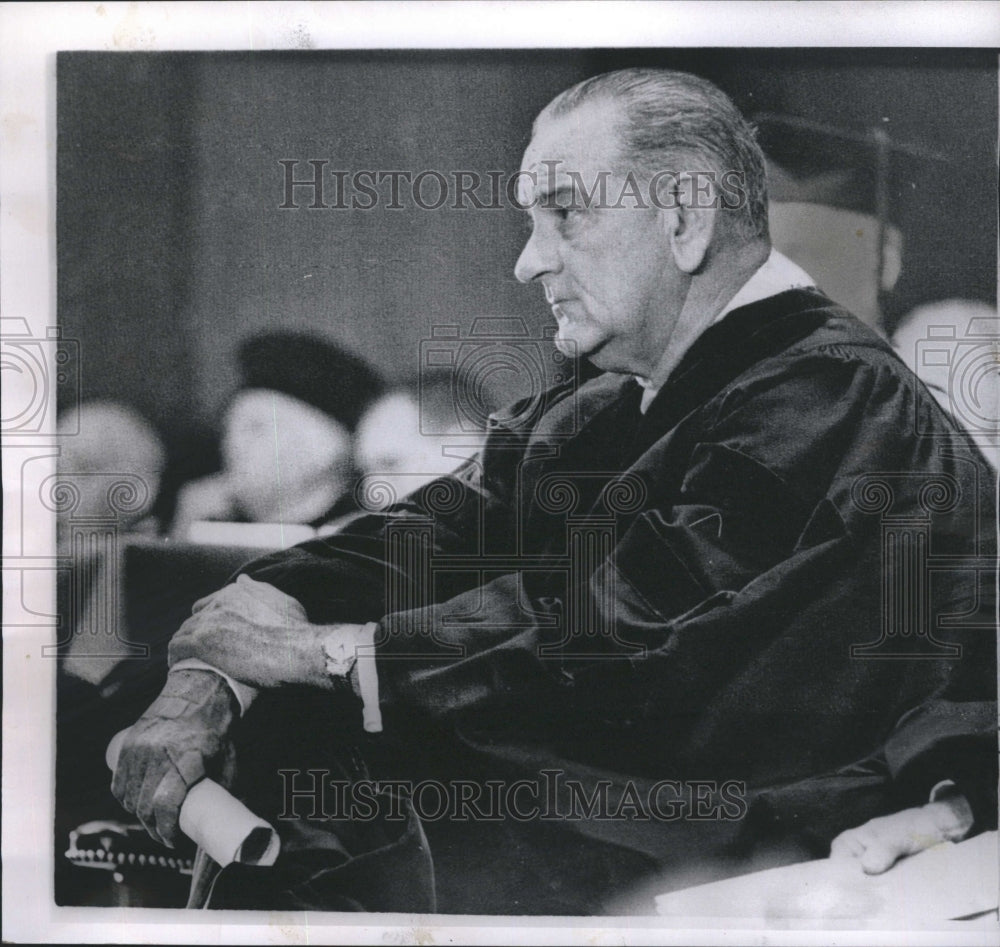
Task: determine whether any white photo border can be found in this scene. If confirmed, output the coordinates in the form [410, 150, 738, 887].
[2, 2, 998, 944]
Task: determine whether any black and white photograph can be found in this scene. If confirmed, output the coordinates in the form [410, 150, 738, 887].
[2, 3, 999, 944]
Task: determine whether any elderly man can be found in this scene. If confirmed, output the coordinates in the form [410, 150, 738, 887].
[111, 69, 995, 914]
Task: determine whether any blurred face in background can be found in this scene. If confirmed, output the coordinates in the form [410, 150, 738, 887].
[768, 201, 902, 332]
[222, 388, 353, 523]
[56, 401, 165, 546]
[355, 392, 476, 508]
[891, 299, 1000, 462]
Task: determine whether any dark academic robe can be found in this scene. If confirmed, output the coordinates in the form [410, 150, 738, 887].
[202, 289, 996, 914]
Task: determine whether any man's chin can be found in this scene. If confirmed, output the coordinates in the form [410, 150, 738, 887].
[554, 328, 606, 362]
[552, 323, 581, 358]
[581, 344, 638, 377]
[552, 333, 578, 358]
[575, 341, 615, 371]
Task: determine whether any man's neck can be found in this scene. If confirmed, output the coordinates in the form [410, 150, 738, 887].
[636, 240, 771, 396]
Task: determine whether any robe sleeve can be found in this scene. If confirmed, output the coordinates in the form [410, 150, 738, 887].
[234, 442, 518, 624]
[883, 698, 998, 833]
[740, 695, 997, 853]
[371, 354, 948, 726]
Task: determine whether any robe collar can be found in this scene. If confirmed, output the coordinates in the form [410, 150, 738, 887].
[637, 249, 815, 413]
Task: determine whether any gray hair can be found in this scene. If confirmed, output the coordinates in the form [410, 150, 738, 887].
[536, 68, 769, 240]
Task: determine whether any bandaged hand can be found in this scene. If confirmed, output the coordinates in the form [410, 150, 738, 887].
[168, 575, 333, 690]
[829, 793, 974, 874]
[110, 669, 238, 848]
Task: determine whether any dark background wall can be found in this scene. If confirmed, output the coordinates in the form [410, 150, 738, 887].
[58, 49, 997, 454]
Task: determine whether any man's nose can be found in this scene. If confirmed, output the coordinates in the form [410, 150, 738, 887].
[514, 227, 558, 285]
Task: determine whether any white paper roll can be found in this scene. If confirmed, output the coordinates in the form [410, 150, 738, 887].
[106, 729, 279, 868]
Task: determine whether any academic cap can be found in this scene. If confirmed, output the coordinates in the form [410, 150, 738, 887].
[754, 112, 946, 225]
[238, 330, 384, 431]
[755, 112, 949, 305]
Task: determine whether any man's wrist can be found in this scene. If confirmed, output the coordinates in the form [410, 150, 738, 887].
[163, 666, 241, 721]
[170, 659, 258, 715]
[316, 622, 383, 732]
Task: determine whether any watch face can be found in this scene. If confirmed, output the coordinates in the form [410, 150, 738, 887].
[323, 631, 357, 678]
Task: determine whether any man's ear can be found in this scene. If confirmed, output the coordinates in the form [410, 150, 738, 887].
[659, 172, 718, 274]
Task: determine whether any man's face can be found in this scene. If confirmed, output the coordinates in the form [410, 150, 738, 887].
[514, 98, 682, 377]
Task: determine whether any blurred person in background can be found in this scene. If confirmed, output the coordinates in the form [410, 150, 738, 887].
[57, 400, 166, 687]
[56, 399, 166, 546]
[353, 368, 487, 512]
[55, 400, 174, 906]
[171, 331, 383, 540]
[757, 114, 915, 335]
[891, 299, 1000, 470]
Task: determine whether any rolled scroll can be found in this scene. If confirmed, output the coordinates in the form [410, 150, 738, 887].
[106, 729, 280, 868]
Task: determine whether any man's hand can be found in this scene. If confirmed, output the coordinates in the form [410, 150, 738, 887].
[167, 575, 332, 690]
[829, 795, 974, 874]
[110, 669, 238, 848]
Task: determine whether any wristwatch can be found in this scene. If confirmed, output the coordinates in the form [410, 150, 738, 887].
[321, 622, 383, 733]
[322, 627, 360, 680]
